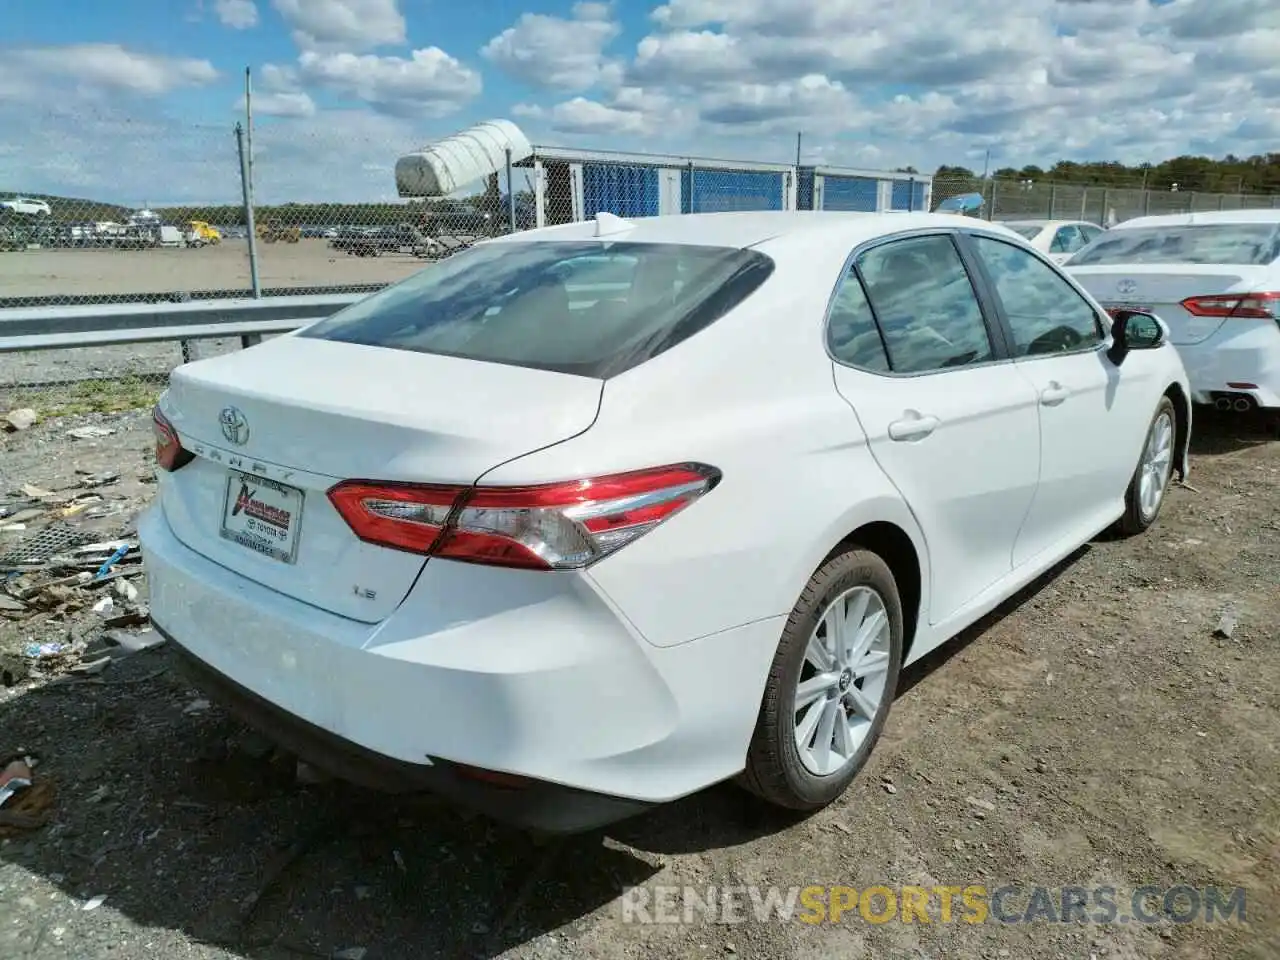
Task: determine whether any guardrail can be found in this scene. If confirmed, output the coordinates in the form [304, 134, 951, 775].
[0, 282, 389, 311]
[0, 292, 365, 353]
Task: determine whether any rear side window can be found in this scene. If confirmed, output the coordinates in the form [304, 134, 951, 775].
[826, 267, 890, 371]
[300, 240, 775, 378]
[1069, 223, 1280, 266]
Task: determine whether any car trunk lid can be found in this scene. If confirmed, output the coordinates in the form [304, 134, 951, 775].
[1067, 263, 1275, 345]
[158, 336, 603, 623]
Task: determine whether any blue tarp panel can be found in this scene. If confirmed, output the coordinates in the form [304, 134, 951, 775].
[889, 180, 929, 211]
[821, 176, 879, 212]
[582, 164, 660, 219]
[687, 169, 784, 212]
[797, 169, 816, 211]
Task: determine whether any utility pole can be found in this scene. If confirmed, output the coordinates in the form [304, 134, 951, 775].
[244, 68, 255, 208]
[795, 131, 802, 167]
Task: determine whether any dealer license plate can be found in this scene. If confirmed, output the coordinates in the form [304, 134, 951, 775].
[220, 471, 304, 564]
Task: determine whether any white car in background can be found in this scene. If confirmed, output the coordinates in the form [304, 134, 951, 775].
[1000, 219, 1105, 264]
[140, 211, 1191, 833]
[0, 196, 51, 216]
[1066, 210, 1280, 414]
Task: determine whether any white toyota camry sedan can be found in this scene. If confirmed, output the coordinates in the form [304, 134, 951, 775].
[141, 211, 1192, 833]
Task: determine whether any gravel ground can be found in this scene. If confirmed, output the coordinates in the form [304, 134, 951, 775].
[0, 407, 1277, 960]
[0, 241, 425, 301]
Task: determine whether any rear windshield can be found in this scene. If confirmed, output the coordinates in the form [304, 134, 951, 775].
[1004, 224, 1043, 240]
[300, 240, 775, 378]
[1069, 223, 1280, 266]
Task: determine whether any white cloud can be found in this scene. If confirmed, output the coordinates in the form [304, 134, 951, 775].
[482, 2, 623, 93]
[0, 45, 218, 101]
[271, 0, 406, 52]
[506, 0, 1280, 173]
[215, 0, 259, 29]
[296, 48, 482, 117]
[240, 64, 316, 117]
[8, 1, 1280, 207]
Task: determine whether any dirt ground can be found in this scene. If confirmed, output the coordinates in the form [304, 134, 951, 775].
[0, 406, 1277, 960]
[0, 240, 425, 301]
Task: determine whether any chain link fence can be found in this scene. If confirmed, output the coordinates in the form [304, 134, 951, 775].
[6, 137, 1280, 423]
[930, 176, 1280, 225]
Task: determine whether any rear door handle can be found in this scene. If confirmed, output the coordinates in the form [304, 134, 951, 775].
[888, 413, 940, 442]
[1039, 382, 1069, 406]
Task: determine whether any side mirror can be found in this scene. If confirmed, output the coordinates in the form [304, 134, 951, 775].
[1107, 309, 1165, 366]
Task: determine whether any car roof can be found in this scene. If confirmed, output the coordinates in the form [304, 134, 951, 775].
[485, 210, 1024, 251]
[1113, 209, 1280, 230]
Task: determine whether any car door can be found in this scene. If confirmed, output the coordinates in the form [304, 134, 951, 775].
[962, 231, 1156, 567]
[827, 232, 1042, 627]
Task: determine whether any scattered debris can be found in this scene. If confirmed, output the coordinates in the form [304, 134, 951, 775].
[3, 408, 37, 432]
[184, 698, 212, 716]
[882, 778, 898, 795]
[1214, 604, 1238, 640]
[0, 756, 34, 807]
[0, 755, 54, 836]
[333, 948, 367, 960]
[81, 895, 107, 911]
[67, 425, 116, 440]
[965, 796, 997, 819]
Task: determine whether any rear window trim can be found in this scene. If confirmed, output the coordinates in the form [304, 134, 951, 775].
[298, 239, 776, 380]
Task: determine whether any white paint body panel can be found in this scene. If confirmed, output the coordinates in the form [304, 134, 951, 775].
[142, 210, 1193, 805]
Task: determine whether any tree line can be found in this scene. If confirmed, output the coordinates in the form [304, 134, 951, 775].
[934, 153, 1280, 194]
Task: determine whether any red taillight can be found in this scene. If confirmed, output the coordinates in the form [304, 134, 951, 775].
[153, 405, 193, 471]
[1180, 292, 1280, 319]
[326, 481, 459, 554]
[327, 463, 720, 570]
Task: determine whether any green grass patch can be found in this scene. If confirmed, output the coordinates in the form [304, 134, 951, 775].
[8, 376, 163, 419]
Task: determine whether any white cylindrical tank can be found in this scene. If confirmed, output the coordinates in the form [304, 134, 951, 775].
[395, 119, 533, 197]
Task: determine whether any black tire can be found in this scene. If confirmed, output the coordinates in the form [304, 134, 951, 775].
[738, 547, 904, 810]
[1118, 395, 1177, 536]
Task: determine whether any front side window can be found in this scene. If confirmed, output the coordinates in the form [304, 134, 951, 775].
[855, 235, 995, 374]
[300, 240, 774, 378]
[970, 235, 1103, 357]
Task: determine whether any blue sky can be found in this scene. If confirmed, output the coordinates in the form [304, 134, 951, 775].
[2, 0, 1277, 204]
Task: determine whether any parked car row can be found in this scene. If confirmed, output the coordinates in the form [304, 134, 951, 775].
[141, 208, 1201, 834]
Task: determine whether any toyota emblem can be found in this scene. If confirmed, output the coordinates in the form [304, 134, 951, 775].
[219, 406, 250, 445]
[1116, 279, 1138, 296]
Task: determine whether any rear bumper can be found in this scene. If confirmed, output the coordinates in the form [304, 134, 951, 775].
[1177, 322, 1280, 409]
[138, 505, 782, 828]
[160, 631, 651, 833]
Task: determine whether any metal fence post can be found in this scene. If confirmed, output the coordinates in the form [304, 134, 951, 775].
[1080, 187, 1088, 220]
[1101, 189, 1109, 225]
[234, 122, 263, 349]
[907, 176, 915, 212]
[505, 148, 517, 233]
[1048, 184, 1057, 219]
[986, 178, 996, 219]
[1142, 189, 1151, 215]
